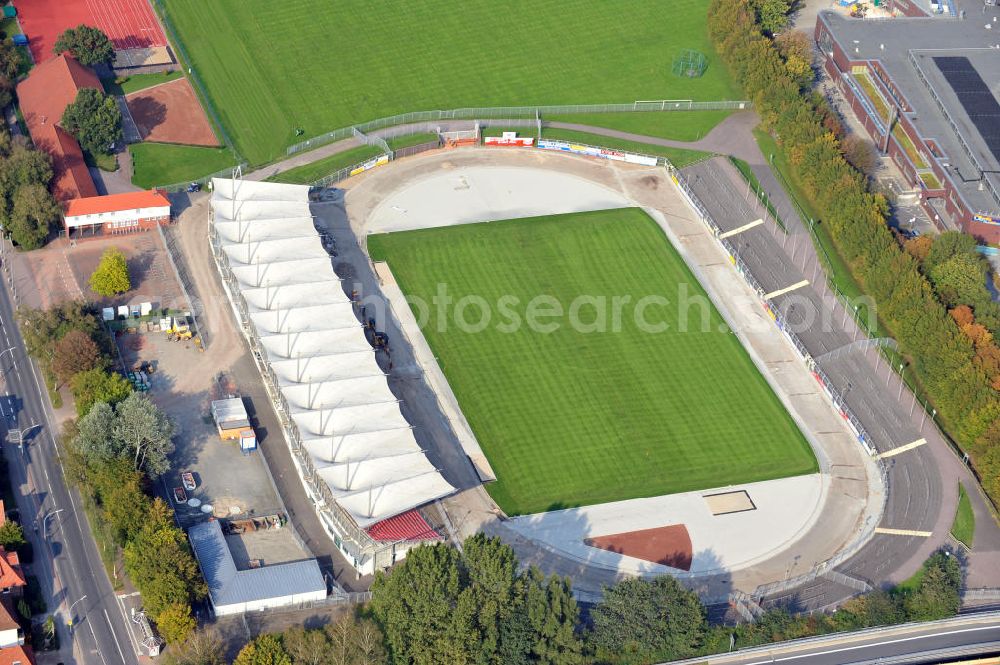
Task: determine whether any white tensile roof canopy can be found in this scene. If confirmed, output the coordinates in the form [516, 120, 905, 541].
[211, 178, 455, 527]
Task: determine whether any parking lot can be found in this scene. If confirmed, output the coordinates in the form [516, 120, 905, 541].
[115, 323, 286, 528]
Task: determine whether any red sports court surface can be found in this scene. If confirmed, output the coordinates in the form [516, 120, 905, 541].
[19, 0, 167, 63]
[584, 524, 693, 571]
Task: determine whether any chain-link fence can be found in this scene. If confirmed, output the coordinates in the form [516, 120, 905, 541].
[287, 100, 751, 155]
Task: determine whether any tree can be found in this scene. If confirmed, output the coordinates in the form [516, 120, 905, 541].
[162, 628, 225, 665]
[8, 183, 59, 250]
[0, 38, 20, 80]
[929, 253, 989, 308]
[113, 393, 175, 477]
[156, 602, 196, 645]
[61, 87, 123, 157]
[903, 551, 962, 621]
[51, 329, 104, 386]
[123, 499, 206, 617]
[840, 134, 877, 177]
[589, 576, 706, 663]
[282, 626, 328, 665]
[233, 634, 292, 665]
[71, 367, 132, 417]
[750, 0, 791, 34]
[53, 25, 114, 66]
[371, 535, 581, 665]
[17, 302, 101, 365]
[0, 520, 25, 551]
[2, 144, 54, 191]
[89, 247, 131, 296]
[323, 617, 388, 665]
[73, 401, 119, 464]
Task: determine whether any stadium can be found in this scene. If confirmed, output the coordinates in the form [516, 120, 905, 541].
[209, 140, 892, 604]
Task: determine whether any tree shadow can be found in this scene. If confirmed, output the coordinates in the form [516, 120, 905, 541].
[125, 97, 167, 137]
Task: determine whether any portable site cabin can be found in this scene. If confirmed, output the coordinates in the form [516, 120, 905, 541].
[210, 397, 257, 450]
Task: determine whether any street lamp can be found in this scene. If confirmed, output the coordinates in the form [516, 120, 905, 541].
[6, 423, 37, 449]
[67, 595, 87, 633]
[41, 508, 63, 537]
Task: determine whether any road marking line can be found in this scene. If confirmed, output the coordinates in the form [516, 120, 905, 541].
[876, 438, 927, 459]
[735, 624, 1000, 664]
[719, 218, 764, 239]
[105, 606, 132, 662]
[764, 280, 809, 300]
[874, 527, 933, 537]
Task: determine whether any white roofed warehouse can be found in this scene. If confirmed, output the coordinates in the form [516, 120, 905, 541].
[208, 177, 455, 575]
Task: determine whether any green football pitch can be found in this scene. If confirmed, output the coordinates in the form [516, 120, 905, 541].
[159, 0, 738, 165]
[367, 209, 817, 515]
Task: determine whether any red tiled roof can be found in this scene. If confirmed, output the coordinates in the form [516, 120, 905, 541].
[65, 190, 170, 218]
[0, 601, 17, 632]
[15, 54, 101, 201]
[0, 644, 34, 665]
[0, 549, 24, 591]
[366, 509, 440, 542]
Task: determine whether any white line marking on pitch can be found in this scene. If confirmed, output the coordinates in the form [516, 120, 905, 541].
[719, 218, 764, 239]
[875, 438, 927, 459]
[874, 527, 932, 537]
[764, 280, 809, 300]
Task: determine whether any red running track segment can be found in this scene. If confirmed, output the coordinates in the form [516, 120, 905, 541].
[19, 0, 167, 63]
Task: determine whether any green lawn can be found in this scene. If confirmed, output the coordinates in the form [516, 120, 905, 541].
[0, 16, 31, 76]
[542, 128, 713, 168]
[266, 145, 383, 184]
[160, 0, 739, 164]
[368, 208, 816, 514]
[951, 484, 975, 548]
[388, 133, 440, 150]
[545, 110, 733, 142]
[102, 70, 183, 96]
[129, 142, 239, 188]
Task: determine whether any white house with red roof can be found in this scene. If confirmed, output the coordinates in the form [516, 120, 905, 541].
[63, 190, 171, 238]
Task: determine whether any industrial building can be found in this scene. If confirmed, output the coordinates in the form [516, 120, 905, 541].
[209, 177, 453, 575]
[815, 9, 1000, 241]
[188, 520, 326, 616]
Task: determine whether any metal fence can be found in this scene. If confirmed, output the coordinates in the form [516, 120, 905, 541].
[287, 100, 751, 155]
[155, 162, 248, 193]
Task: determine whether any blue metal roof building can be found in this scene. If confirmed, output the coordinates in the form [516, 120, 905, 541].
[188, 520, 327, 616]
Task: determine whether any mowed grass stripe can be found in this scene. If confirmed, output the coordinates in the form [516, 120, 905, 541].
[368, 209, 816, 515]
[162, 0, 738, 164]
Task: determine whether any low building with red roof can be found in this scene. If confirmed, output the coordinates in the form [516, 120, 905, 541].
[15, 54, 101, 202]
[0, 548, 25, 598]
[0, 644, 34, 665]
[0, 601, 23, 650]
[64, 190, 171, 238]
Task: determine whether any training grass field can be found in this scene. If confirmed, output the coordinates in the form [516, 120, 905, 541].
[160, 0, 738, 165]
[368, 209, 816, 515]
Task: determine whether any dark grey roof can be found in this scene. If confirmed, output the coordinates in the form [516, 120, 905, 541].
[188, 520, 325, 609]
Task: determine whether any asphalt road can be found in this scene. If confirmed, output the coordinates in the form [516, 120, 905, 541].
[0, 246, 138, 665]
[662, 612, 1000, 665]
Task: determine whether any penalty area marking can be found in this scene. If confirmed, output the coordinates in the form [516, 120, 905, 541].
[764, 280, 809, 300]
[873, 527, 933, 537]
[718, 218, 764, 239]
[875, 438, 927, 460]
